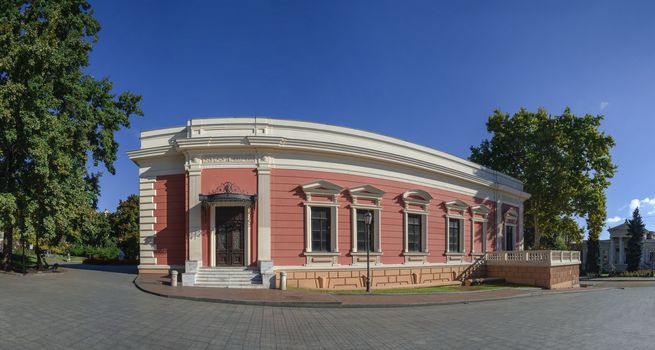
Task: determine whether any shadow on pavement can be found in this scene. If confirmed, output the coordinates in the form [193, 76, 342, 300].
[59, 263, 138, 275]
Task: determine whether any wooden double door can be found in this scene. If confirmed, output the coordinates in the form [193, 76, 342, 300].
[215, 207, 245, 266]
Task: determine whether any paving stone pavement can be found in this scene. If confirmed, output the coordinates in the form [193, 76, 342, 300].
[0, 265, 653, 349]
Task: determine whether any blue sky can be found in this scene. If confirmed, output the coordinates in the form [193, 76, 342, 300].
[88, 0, 655, 239]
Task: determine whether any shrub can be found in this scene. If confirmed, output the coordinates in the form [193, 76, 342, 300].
[86, 245, 120, 260]
[69, 244, 86, 257]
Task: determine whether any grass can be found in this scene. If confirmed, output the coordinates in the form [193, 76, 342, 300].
[61, 255, 86, 262]
[290, 282, 527, 295]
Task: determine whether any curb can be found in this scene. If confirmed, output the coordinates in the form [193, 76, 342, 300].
[133, 277, 342, 308]
[133, 276, 614, 309]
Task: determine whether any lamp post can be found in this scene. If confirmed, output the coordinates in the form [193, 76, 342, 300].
[364, 211, 373, 293]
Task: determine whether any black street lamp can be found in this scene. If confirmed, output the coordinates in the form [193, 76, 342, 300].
[364, 211, 373, 293]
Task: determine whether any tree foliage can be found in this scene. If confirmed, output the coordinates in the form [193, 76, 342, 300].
[470, 107, 616, 249]
[626, 208, 645, 272]
[0, 0, 142, 269]
[110, 195, 139, 260]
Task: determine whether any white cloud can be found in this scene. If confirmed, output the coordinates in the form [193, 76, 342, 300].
[606, 216, 623, 224]
[600, 101, 609, 110]
[628, 197, 655, 214]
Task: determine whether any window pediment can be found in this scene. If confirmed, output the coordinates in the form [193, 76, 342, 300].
[444, 199, 469, 211]
[504, 207, 518, 224]
[470, 204, 491, 218]
[348, 185, 384, 206]
[302, 180, 343, 202]
[402, 189, 432, 210]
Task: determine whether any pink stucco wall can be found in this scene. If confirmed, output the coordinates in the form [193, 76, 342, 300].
[151, 168, 511, 268]
[270, 169, 499, 266]
[154, 174, 186, 265]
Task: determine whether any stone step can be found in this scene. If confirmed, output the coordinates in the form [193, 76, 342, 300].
[196, 277, 262, 283]
[197, 272, 260, 276]
[194, 267, 264, 287]
[196, 282, 264, 288]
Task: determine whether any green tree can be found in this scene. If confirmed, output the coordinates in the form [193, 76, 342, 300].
[110, 195, 139, 260]
[585, 191, 606, 274]
[0, 0, 142, 269]
[470, 107, 616, 249]
[626, 208, 645, 272]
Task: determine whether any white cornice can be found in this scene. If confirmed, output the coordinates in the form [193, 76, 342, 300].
[127, 117, 531, 201]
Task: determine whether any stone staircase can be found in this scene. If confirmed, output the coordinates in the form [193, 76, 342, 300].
[194, 267, 264, 288]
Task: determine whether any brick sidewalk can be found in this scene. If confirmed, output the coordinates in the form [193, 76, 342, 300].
[135, 273, 591, 307]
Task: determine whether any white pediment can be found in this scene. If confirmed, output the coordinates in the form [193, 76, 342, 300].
[402, 189, 432, 210]
[301, 180, 343, 195]
[470, 204, 491, 215]
[348, 185, 385, 198]
[444, 199, 469, 211]
[504, 207, 518, 219]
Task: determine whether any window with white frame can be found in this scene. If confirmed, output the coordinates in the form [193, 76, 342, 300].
[407, 213, 424, 252]
[348, 185, 384, 254]
[470, 204, 490, 254]
[356, 209, 375, 251]
[311, 207, 332, 252]
[301, 180, 342, 258]
[401, 189, 432, 257]
[503, 207, 518, 251]
[448, 217, 463, 253]
[444, 200, 468, 257]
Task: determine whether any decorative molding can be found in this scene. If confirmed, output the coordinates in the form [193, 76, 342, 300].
[201, 154, 265, 165]
[470, 204, 491, 217]
[348, 184, 385, 206]
[128, 118, 530, 201]
[402, 189, 432, 210]
[301, 180, 343, 203]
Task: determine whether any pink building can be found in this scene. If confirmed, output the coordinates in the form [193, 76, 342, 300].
[128, 118, 530, 289]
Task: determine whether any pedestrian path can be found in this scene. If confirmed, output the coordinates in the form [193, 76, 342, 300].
[135, 273, 593, 308]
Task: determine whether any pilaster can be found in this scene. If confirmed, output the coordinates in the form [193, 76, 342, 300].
[139, 177, 157, 266]
[187, 164, 203, 265]
[496, 199, 503, 251]
[257, 161, 274, 288]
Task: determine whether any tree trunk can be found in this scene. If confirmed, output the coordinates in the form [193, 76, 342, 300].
[532, 215, 542, 249]
[2, 226, 13, 270]
[35, 233, 44, 270]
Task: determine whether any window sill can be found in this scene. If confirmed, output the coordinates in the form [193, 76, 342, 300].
[304, 251, 339, 256]
[470, 252, 485, 257]
[350, 251, 382, 256]
[402, 251, 429, 256]
[445, 252, 465, 256]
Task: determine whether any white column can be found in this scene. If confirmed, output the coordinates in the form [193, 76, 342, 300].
[496, 200, 503, 251]
[188, 169, 202, 264]
[609, 238, 615, 265]
[619, 237, 625, 264]
[257, 167, 272, 265]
